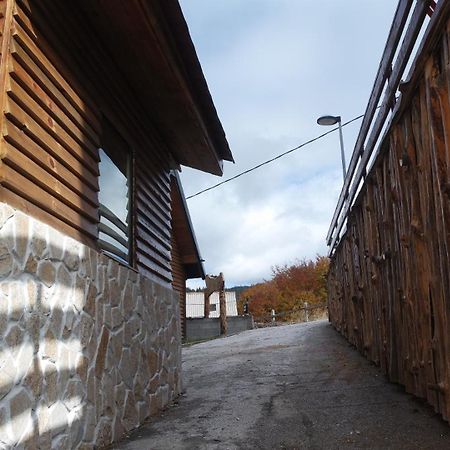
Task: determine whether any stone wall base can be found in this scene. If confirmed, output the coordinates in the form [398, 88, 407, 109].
[0, 203, 182, 448]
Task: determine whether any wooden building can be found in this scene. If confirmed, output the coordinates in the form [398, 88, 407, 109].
[327, 0, 450, 423]
[0, 0, 232, 448]
[170, 171, 205, 338]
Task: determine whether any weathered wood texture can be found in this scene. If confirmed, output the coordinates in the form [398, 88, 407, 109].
[171, 235, 187, 338]
[328, 17, 450, 422]
[0, 0, 175, 284]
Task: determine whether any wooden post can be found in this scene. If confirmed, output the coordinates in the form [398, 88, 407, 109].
[204, 274, 226, 329]
[203, 291, 210, 318]
[218, 273, 227, 335]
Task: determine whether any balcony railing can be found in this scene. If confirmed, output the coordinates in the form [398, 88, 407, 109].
[327, 0, 447, 256]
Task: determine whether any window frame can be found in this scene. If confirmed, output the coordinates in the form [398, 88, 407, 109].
[97, 118, 135, 267]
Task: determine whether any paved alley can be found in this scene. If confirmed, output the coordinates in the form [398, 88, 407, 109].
[113, 321, 450, 449]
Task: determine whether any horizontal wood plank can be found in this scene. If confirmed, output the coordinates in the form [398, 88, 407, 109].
[2, 119, 98, 205]
[2, 141, 98, 221]
[0, 163, 97, 238]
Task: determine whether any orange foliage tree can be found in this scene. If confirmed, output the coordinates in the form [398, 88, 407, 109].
[240, 256, 329, 322]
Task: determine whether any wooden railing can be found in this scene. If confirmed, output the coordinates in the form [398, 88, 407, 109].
[327, 0, 445, 256]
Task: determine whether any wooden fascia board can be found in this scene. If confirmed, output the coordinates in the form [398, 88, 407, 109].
[138, 0, 227, 172]
[170, 173, 205, 279]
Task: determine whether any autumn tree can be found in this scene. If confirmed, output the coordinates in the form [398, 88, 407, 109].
[240, 256, 329, 322]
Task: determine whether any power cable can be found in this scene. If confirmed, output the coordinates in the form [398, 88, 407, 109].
[186, 112, 366, 200]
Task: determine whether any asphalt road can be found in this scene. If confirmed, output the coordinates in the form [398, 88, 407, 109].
[113, 320, 450, 449]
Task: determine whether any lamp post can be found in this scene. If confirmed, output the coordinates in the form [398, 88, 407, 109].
[317, 115, 346, 181]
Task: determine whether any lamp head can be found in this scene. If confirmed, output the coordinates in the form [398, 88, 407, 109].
[317, 115, 341, 126]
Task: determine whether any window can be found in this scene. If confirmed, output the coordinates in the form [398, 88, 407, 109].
[98, 120, 133, 264]
[210, 303, 217, 312]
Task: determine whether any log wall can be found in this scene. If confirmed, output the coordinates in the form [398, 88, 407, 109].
[328, 18, 450, 422]
[0, 0, 174, 284]
[171, 235, 187, 338]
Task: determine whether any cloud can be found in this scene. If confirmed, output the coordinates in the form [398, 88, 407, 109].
[179, 0, 397, 287]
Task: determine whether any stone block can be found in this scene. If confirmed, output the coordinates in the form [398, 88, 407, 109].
[79, 313, 94, 349]
[0, 242, 13, 278]
[23, 358, 42, 397]
[103, 303, 112, 329]
[30, 220, 48, 259]
[107, 259, 119, 280]
[109, 279, 120, 307]
[0, 204, 14, 228]
[86, 368, 96, 404]
[14, 213, 30, 263]
[49, 401, 69, 437]
[101, 373, 114, 417]
[147, 349, 158, 377]
[49, 307, 64, 339]
[82, 404, 96, 443]
[43, 329, 58, 362]
[37, 403, 52, 449]
[0, 350, 16, 399]
[63, 240, 81, 272]
[68, 411, 84, 449]
[119, 348, 137, 389]
[37, 260, 56, 288]
[111, 306, 123, 330]
[147, 374, 160, 395]
[75, 354, 89, 382]
[24, 253, 38, 274]
[95, 326, 110, 379]
[64, 379, 83, 411]
[149, 393, 160, 416]
[110, 329, 123, 361]
[9, 388, 33, 441]
[137, 400, 149, 423]
[112, 413, 125, 442]
[48, 231, 64, 260]
[43, 362, 58, 406]
[94, 417, 112, 448]
[5, 324, 24, 353]
[122, 390, 137, 432]
[122, 284, 133, 319]
[123, 316, 140, 345]
[114, 382, 126, 411]
[84, 282, 97, 318]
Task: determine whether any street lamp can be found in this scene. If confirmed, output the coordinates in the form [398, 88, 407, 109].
[317, 115, 347, 181]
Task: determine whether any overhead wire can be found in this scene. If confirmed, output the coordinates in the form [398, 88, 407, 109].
[186, 112, 367, 200]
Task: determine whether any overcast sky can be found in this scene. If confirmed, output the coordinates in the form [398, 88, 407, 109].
[179, 0, 397, 288]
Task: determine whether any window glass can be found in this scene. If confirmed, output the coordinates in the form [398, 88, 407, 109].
[98, 147, 130, 263]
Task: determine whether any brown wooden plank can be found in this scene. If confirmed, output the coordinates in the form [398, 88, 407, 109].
[2, 140, 98, 221]
[2, 118, 98, 205]
[8, 54, 99, 148]
[0, 164, 97, 239]
[136, 239, 171, 272]
[136, 224, 171, 261]
[6, 75, 99, 165]
[8, 40, 100, 146]
[4, 96, 100, 183]
[0, 186, 97, 248]
[10, 15, 100, 129]
[137, 257, 172, 284]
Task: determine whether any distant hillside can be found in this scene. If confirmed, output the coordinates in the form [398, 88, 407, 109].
[186, 285, 251, 301]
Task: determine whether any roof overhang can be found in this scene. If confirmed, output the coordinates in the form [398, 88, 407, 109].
[79, 0, 233, 176]
[171, 172, 205, 279]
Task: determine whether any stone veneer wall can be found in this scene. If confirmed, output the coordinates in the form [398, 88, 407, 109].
[0, 203, 182, 449]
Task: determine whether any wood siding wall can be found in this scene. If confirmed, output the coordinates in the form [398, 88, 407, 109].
[328, 19, 450, 422]
[0, 0, 175, 284]
[171, 235, 187, 338]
